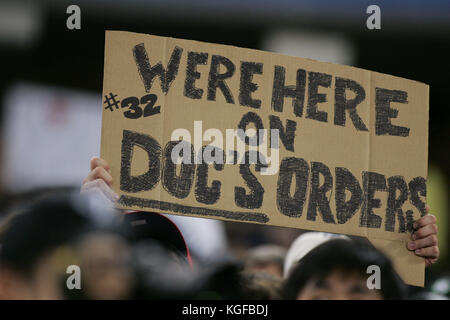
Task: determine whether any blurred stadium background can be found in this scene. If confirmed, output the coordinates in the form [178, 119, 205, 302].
[0, 0, 448, 279]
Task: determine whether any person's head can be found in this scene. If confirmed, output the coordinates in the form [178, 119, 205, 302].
[244, 245, 286, 278]
[71, 232, 134, 300]
[283, 239, 406, 300]
[0, 192, 119, 299]
[283, 232, 349, 278]
[240, 271, 283, 300]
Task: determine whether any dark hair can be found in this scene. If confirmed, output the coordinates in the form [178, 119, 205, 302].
[121, 211, 192, 266]
[0, 192, 113, 278]
[283, 239, 406, 300]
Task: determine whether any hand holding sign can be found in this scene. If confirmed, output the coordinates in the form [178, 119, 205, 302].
[100, 31, 431, 286]
[81, 157, 119, 203]
[409, 207, 439, 266]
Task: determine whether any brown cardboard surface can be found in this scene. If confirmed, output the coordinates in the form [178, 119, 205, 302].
[368, 237, 425, 287]
[101, 30, 429, 286]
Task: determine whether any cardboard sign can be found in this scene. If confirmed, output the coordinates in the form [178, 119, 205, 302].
[101, 31, 429, 286]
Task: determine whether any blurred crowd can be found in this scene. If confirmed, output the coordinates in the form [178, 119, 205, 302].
[0, 157, 447, 300]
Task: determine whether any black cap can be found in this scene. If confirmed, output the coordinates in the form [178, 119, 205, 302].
[121, 211, 192, 267]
